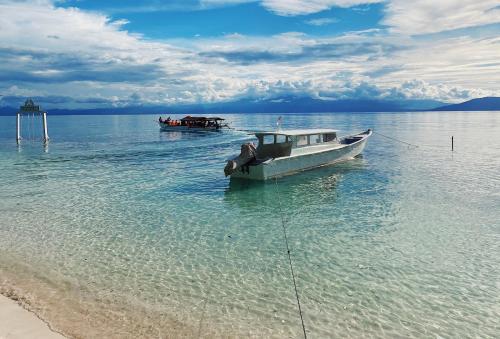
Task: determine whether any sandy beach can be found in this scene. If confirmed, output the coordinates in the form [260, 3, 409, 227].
[0, 294, 65, 339]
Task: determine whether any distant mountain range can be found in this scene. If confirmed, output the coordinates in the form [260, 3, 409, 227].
[0, 96, 499, 115]
[432, 97, 500, 111]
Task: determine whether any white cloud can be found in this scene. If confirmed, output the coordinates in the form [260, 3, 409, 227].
[383, 0, 500, 34]
[200, 0, 255, 7]
[305, 17, 338, 26]
[387, 80, 494, 102]
[207, 0, 500, 36]
[0, 0, 499, 109]
[260, 0, 380, 16]
[0, 0, 201, 107]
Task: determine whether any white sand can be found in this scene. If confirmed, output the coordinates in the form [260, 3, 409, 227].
[0, 295, 65, 339]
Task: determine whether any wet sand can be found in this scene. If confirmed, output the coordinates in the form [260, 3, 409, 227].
[0, 294, 65, 339]
[0, 259, 220, 339]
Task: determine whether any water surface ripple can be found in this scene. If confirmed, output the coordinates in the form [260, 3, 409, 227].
[0, 112, 499, 338]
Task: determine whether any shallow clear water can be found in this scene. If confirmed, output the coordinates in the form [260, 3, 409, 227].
[0, 112, 499, 338]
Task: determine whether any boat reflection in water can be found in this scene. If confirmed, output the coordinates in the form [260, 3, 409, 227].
[223, 155, 391, 237]
[159, 131, 183, 141]
[159, 128, 226, 142]
[224, 156, 366, 211]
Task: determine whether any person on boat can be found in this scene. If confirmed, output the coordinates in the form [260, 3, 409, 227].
[166, 116, 171, 124]
[159, 117, 163, 123]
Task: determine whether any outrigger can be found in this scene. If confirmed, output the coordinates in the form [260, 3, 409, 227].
[158, 116, 229, 131]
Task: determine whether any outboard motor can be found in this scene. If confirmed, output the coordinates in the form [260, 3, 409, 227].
[224, 143, 257, 176]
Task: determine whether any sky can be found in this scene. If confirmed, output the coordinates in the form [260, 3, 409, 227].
[0, 0, 499, 109]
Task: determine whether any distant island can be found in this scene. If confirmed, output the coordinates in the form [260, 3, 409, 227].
[432, 97, 500, 111]
[0, 96, 499, 116]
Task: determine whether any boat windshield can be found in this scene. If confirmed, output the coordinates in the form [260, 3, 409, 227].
[254, 130, 338, 156]
[256, 134, 292, 158]
[291, 132, 337, 148]
[259, 134, 290, 145]
[323, 133, 336, 142]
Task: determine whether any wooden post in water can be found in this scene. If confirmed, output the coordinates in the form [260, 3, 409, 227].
[16, 112, 21, 144]
[42, 111, 49, 143]
[451, 136, 454, 151]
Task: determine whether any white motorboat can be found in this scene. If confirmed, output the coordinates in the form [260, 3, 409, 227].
[224, 128, 372, 180]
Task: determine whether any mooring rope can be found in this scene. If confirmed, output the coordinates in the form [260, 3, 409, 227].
[273, 176, 307, 339]
[196, 217, 231, 339]
[372, 130, 419, 148]
[195, 178, 308, 338]
[196, 264, 214, 339]
[196, 290, 210, 338]
[372, 130, 461, 153]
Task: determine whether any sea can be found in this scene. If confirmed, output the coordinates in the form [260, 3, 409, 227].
[0, 112, 499, 338]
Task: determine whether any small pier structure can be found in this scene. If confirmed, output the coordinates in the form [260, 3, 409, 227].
[16, 98, 49, 144]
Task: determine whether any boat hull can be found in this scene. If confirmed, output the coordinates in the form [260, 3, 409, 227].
[159, 123, 224, 132]
[230, 130, 371, 180]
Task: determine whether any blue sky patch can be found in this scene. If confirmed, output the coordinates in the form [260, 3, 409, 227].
[58, 1, 385, 39]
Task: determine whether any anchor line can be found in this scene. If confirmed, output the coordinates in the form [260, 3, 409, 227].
[196, 256, 214, 339]
[196, 288, 210, 339]
[372, 130, 419, 148]
[196, 215, 233, 339]
[138, 218, 218, 338]
[273, 176, 307, 339]
[196, 177, 308, 338]
[373, 130, 460, 152]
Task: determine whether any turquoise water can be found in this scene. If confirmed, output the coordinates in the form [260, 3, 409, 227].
[0, 112, 499, 337]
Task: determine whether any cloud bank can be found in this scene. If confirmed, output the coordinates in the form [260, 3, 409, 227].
[0, 0, 498, 109]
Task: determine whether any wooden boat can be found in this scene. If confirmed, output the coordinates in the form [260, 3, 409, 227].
[224, 128, 372, 180]
[158, 116, 229, 131]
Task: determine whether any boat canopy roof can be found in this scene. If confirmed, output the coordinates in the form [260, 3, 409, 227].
[180, 116, 225, 121]
[255, 129, 338, 137]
